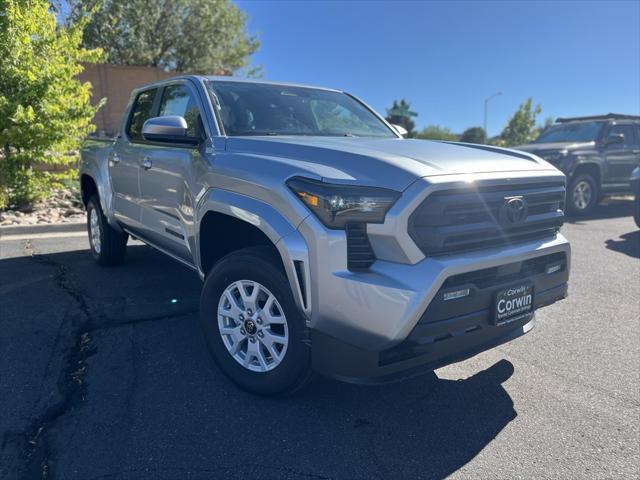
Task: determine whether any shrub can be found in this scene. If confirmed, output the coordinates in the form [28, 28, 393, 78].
[0, 0, 103, 208]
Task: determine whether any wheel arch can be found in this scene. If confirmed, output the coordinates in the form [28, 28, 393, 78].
[196, 189, 311, 318]
[570, 162, 602, 188]
[80, 174, 98, 207]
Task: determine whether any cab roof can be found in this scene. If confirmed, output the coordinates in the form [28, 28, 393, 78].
[134, 74, 343, 94]
[556, 113, 640, 123]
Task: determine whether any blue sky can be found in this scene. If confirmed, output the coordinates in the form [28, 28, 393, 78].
[237, 0, 640, 136]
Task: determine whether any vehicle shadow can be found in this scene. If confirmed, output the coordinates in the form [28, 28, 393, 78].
[565, 197, 635, 224]
[285, 360, 517, 480]
[605, 230, 640, 258]
[1, 244, 518, 480]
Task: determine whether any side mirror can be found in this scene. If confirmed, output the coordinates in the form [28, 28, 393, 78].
[142, 116, 198, 145]
[391, 124, 408, 138]
[605, 133, 625, 146]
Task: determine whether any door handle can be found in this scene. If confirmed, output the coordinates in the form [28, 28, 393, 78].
[111, 153, 121, 164]
[141, 157, 153, 170]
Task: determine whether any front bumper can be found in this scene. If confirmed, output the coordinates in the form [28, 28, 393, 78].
[298, 214, 570, 383]
[312, 316, 538, 385]
[312, 281, 566, 385]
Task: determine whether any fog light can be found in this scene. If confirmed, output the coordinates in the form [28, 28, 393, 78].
[443, 288, 470, 301]
[546, 264, 563, 275]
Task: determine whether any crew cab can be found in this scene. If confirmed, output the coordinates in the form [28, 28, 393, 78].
[80, 76, 571, 395]
[515, 114, 640, 214]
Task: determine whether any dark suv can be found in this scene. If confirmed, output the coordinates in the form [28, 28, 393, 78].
[516, 114, 640, 214]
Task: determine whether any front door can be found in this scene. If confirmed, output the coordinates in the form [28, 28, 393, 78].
[137, 82, 206, 264]
[603, 123, 640, 187]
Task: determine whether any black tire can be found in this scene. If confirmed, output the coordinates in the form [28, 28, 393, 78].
[634, 194, 640, 229]
[567, 173, 599, 215]
[200, 247, 312, 396]
[86, 195, 128, 266]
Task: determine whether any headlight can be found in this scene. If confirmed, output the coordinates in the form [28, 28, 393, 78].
[287, 177, 400, 229]
[543, 149, 568, 163]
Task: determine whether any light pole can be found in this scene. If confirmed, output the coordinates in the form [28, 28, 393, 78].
[483, 91, 502, 142]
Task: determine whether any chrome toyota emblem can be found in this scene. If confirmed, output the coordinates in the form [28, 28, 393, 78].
[500, 196, 528, 226]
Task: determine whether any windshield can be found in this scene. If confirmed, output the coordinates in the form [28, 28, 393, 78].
[534, 121, 605, 143]
[206, 81, 396, 138]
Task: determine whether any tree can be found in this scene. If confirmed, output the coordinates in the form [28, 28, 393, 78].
[535, 116, 554, 139]
[0, 0, 102, 207]
[385, 99, 418, 137]
[459, 126, 486, 144]
[70, 0, 259, 74]
[416, 125, 459, 141]
[498, 98, 542, 147]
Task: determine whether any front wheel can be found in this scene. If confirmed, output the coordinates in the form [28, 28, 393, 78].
[200, 247, 312, 395]
[567, 173, 599, 215]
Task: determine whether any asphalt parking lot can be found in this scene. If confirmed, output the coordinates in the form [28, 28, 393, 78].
[1, 200, 639, 480]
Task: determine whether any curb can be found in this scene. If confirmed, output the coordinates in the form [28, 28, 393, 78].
[0, 222, 85, 237]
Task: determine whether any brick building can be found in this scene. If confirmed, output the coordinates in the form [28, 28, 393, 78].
[78, 63, 179, 137]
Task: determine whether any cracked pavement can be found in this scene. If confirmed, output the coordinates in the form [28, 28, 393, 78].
[1, 201, 639, 480]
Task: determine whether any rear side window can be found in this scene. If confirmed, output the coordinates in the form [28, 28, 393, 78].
[158, 84, 203, 139]
[127, 89, 158, 142]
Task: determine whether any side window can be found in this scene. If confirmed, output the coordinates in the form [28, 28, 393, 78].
[127, 89, 158, 142]
[158, 84, 204, 139]
[607, 124, 636, 149]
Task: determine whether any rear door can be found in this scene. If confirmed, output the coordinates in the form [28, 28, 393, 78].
[109, 87, 159, 228]
[137, 81, 207, 263]
[603, 123, 640, 187]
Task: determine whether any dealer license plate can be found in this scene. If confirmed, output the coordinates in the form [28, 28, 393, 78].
[494, 283, 534, 326]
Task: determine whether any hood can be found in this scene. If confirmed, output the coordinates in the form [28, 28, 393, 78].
[226, 136, 556, 191]
[514, 141, 595, 153]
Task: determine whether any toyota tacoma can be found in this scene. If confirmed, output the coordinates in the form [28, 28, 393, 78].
[80, 77, 571, 395]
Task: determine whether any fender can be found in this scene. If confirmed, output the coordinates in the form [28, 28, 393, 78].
[565, 157, 604, 180]
[195, 188, 311, 318]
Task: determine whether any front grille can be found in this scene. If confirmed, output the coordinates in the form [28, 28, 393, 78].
[409, 181, 565, 256]
[346, 223, 375, 270]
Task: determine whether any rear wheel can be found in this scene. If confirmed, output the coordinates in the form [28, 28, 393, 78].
[200, 247, 312, 395]
[568, 173, 599, 215]
[86, 195, 128, 266]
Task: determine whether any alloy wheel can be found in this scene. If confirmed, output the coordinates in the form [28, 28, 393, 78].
[572, 180, 592, 210]
[89, 208, 102, 254]
[217, 280, 289, 372]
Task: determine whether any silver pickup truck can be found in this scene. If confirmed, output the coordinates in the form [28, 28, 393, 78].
[80, 76, 570, 395]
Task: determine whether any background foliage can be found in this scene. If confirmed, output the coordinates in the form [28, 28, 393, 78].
[391, 98, 546, 147]
[0, 0, 102, 208]
[70, 0, 259, 75]
[385, 99, 418, 137]
[494, 98, 542, 147]
[459, 126, 486, 144]
[415, 125, 459, 141]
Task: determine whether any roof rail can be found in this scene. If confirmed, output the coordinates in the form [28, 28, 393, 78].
[556, 113, 640, 123]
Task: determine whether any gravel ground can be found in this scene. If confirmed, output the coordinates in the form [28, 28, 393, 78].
[0, 200, 638, 480]
[0, 188, 85, 226]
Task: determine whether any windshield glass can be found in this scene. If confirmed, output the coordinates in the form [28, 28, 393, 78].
[206, 81, 395, 138]
[534, 121, 605, 143]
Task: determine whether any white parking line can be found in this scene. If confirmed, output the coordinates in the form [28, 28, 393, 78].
[0, 231, 87, 241]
